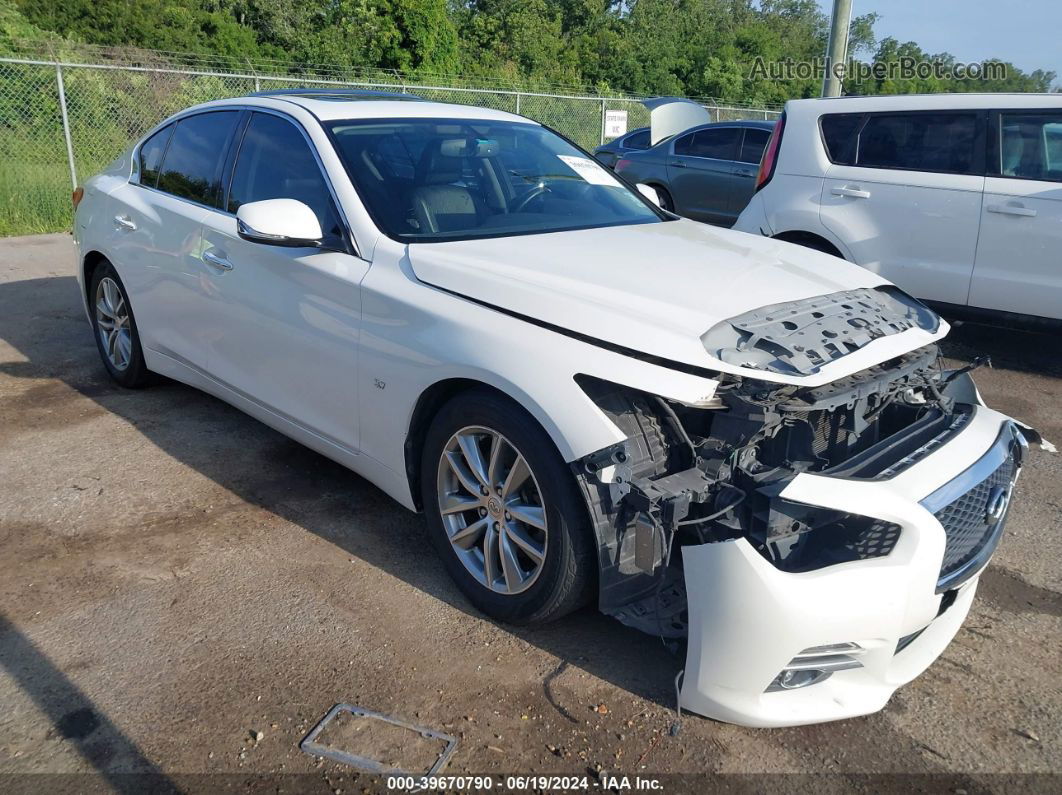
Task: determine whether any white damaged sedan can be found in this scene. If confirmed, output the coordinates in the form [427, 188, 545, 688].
[73, 90, 1041, 727]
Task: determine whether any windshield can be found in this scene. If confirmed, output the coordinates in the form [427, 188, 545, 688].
[326, 118, 664, 242]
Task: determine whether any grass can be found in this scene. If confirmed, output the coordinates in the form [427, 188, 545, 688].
[0, 156, 74, 237]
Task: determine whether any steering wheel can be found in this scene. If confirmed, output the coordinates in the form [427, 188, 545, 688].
[511, 183, 551, 213]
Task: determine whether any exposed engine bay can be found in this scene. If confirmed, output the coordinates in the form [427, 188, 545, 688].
[574, 342, 980, 637]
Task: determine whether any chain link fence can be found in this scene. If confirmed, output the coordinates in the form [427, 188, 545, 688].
[0, 53, 780, 237]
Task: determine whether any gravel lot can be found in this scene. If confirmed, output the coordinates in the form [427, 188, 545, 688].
[1, 233, 1060, 792]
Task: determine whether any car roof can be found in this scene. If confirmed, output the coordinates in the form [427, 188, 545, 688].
[646, 118, 775, 147]
[239, 90, 536, 124]
[785, 93, 1062, 116]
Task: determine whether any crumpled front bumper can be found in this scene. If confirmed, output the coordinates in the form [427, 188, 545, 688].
[679, 405, 1021, 727]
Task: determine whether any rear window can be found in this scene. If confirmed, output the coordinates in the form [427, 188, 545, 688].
[623, 129, 651, 150]
[819, 113, 863, 165]
[821, 111, 980, 175]
[156, 111, 241, 205]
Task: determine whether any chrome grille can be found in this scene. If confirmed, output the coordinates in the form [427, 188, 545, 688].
[922, 424, 1021, 592]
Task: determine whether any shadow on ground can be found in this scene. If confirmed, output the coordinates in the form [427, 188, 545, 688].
[0, 275, 678, 718]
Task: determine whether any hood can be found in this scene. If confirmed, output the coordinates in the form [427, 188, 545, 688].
[407, 220, 948, 387]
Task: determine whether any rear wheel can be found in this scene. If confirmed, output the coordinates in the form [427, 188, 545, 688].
[655, 186, 675, 212]
[420, 390, 595, 624]
[89, 261, 151, 388]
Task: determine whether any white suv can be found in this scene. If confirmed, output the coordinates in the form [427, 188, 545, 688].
[734, 94, 1062, 325]
[74, 89, 1039, 727]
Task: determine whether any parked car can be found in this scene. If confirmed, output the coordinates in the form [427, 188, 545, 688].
[734, 94, 1062, 325]
[74, 89, 1038, 728]
[592, 126, 651, 168]
[613, 120, 775, 226]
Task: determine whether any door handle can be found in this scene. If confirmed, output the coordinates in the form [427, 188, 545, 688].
[113, 214, 137, 231]
[986, 203, 1037, 218]
[670, 160, 688, 168]
[202, 249, 233, 271]
[831, 186, 871, 199]
[734, 168, 755, 177]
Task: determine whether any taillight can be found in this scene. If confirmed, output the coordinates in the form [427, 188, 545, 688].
[614, 158, 633, 173]
[755, 112, 785, 192]
[72, 186, 84, 209]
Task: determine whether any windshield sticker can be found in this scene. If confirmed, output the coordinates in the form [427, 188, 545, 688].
[557, 155, 623, 187]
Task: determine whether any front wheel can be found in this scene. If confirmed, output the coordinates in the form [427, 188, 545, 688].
[420, 390, 595, 624]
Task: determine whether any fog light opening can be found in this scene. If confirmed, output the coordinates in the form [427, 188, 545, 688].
[766, 643, 865, 692]
[770, 668, 833, 691]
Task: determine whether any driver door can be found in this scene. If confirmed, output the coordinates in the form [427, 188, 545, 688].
[198, 111, 368, 452]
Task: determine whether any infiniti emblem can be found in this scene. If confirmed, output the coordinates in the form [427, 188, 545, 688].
[985, 485, 1010, 524]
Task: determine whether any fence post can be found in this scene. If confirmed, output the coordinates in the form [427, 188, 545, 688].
[515, 92, 521, 116]
[600, 98, 606, 145]
[55, 63, 78, 189]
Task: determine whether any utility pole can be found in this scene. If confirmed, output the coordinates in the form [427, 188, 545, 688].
[822, 0, 853, 97]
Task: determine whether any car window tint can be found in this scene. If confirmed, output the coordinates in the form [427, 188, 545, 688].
[857, 112, 978, 174]
[138, 124, 173, 187]
[689, 128, 740, 160]
[624, 130, 650, 149]
[820, 113, 863, 165]
[1000, 111, 1062, 182]
[157, 111, 240, 205]
[673, 131, 697, 156]
[737, 128, 771, 164]
[228, 112, 343, 241]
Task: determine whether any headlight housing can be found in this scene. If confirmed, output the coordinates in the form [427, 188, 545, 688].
[756, 497, 901, 573]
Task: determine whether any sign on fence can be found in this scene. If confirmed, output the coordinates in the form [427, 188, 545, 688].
[603, 110, 628, 140]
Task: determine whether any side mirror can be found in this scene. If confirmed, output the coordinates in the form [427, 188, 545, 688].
[636, 183, 662, 208]
[236, 199, 323, 247]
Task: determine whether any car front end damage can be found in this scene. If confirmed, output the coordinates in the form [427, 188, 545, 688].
[571, 291, 1039, 727]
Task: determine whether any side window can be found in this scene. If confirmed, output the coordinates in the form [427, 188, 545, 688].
[857, 112, 978, 175]
[1000, 111, 1062, 182]
[689, 128, 740, 160]
[624, 129, 651, 150]
[228, 112, 344, 243]
[138, 124, 173, 187]
[673, 131, 697, 156]
[737, 128, 771, 164]
[820, 113, 863, 165]
[157, 111, 240, 205]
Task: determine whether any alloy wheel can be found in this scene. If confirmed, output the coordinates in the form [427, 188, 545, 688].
[95, 276, 132, 371]
[436, 426, 548, 595]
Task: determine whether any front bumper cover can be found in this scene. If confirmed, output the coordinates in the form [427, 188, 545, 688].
[679, 405, 1020, 727]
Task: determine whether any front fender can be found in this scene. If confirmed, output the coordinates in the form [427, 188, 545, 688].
[355, 248, 722, 504]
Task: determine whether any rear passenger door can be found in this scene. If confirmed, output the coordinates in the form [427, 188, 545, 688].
[198, 111, 368, 451]
[108, 110, 241, 369]
[729, 127, 771, 217]
[971, 110, 1062, 320]
[667, 127, 741, 225]
[818, 111, 986, 305]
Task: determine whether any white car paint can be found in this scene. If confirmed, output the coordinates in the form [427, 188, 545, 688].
[74, 93, 1027, 727]
[734, 93, 1062, 322]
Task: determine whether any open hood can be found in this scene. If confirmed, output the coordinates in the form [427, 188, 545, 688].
[642, 97, 713, 145]
[407, 220, 948, 387]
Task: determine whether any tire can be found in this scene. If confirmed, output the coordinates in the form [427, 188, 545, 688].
[777, 234, 843, 258]
[88, 261, 151, 388]
[420, 390, 595, 624]
[655, 186, 675, 213]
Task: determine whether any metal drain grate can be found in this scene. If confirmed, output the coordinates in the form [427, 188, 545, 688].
[300, 703, 458, 777]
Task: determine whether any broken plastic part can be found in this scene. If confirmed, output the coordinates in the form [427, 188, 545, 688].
[701, 287, 939, 376]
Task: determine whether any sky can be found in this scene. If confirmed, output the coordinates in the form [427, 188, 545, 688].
[816, 0, 1061, 87]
